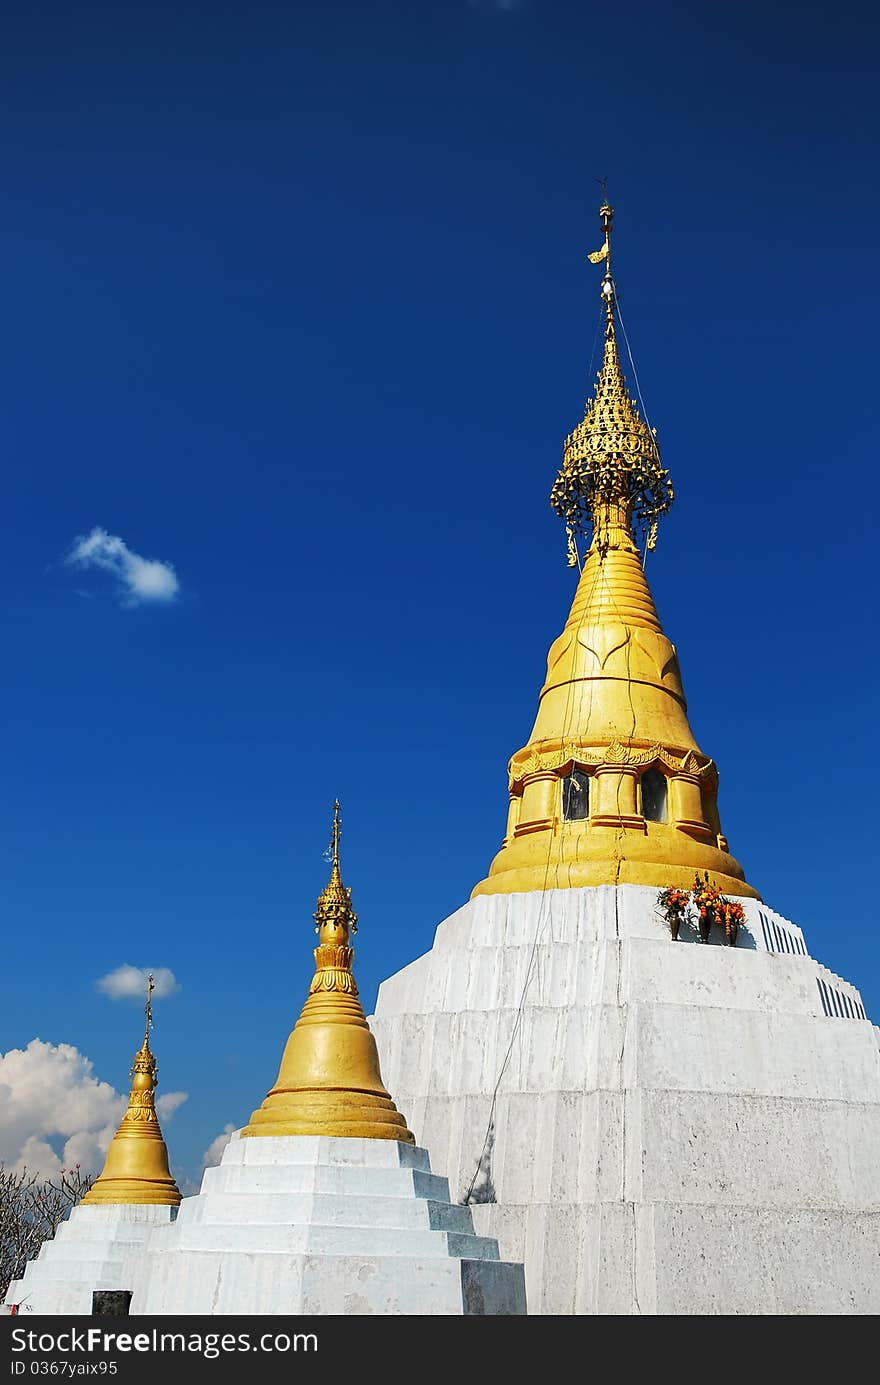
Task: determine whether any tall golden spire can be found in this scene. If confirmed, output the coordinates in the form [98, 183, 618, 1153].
[242, 803, 415, 1141]
[81, 975, 182, 1206]
[471, 196, 759, 901]
[551, 196, 674, 562]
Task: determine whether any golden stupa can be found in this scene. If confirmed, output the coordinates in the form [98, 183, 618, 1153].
[242, 802, 415, 1142]
[81, 976, 182, 1207]
[472, 199, 759, 901]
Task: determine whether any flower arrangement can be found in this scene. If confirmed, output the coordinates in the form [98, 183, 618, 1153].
[657, 874, 747, 946]
[692, 872, 746, 945]
[718, 897, 746, 944]
[692, 872, 723, 939]
[656, 885, 691, 940]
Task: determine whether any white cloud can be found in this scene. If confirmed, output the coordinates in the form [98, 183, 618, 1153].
[156, 1091, 188, 1121]
[0, 1038, 187, 1178]
[65, 526, 180, 606]
[95, 965, 180, 1001]
[202, 1123, 236, 1171]
[0, 1040, 121, 1177]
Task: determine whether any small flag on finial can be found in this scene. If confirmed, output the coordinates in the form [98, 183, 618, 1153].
[588, 178, 611, 262]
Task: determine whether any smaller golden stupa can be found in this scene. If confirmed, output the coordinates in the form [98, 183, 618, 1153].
[242, 802, 415, 1142]
[81, 976, 182, 1207]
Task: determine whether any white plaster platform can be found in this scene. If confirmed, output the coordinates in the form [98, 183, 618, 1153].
[127, 1134, 526, 1315]
[369, 884, 880, 1315]
[3, 1204, 177, 1317]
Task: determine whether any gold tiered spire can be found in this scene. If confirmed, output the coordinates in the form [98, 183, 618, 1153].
[551, 199, 674, 562]
[242, 803, 415, 1142]
[81, 976, 182, 1207]
[471, 197, 759, 901]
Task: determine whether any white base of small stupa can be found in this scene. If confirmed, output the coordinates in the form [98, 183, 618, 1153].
[125, 1134, 526, 1315]
[3, 1204, 177, 1317]
[369, 885, 880, 1316]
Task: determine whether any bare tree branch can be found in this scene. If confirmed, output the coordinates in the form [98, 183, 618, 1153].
[0, 1164, 95, 1303]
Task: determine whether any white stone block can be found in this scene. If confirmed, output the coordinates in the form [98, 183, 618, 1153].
[369, 884, 880, 1315]
[3, 1204, 176, 1318]
[123, 1135, 525, 1316]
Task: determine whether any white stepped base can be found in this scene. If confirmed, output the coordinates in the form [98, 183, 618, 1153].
[128, 1135, 526, 1315]
[369, 884, 880, 1315]
[3, 1205, 176, 1317]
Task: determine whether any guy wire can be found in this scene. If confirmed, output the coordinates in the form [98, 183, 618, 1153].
[463, 511, 606, 1204]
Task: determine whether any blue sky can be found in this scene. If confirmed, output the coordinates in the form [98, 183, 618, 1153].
[1, 0, 878, 1190]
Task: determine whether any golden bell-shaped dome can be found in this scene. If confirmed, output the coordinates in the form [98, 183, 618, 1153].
[471, 199, 759, 902]
[82, 977, 182, 1207]
[242, 803, 415, 1142]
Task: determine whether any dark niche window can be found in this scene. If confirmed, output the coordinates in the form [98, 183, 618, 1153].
[562, 769, 591, 821]
[641, 768, 668, 823]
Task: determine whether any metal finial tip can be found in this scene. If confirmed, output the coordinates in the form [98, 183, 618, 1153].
[143, 972, 155, 1046]
[330, 801, 341, 867]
